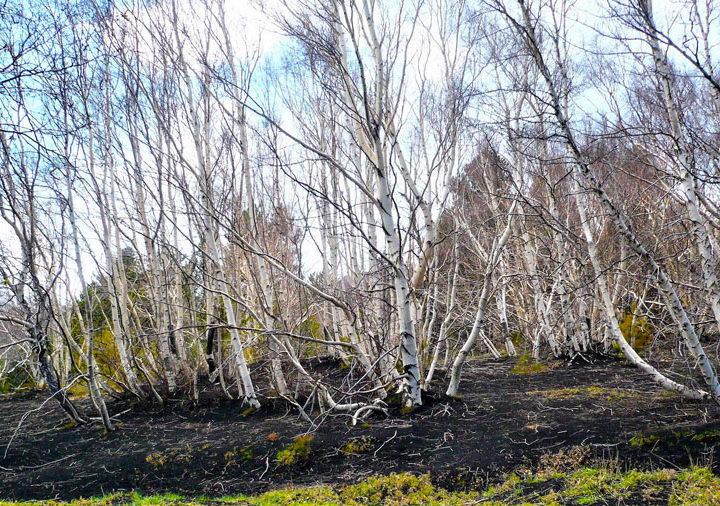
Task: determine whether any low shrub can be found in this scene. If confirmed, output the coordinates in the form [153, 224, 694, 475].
[276, 434, 314, 467]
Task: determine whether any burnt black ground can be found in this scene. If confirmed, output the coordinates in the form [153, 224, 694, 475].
[1, 357, 719, 501]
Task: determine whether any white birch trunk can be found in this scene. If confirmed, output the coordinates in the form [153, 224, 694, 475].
[642, 0, 720, 341]
[446, 201, 517, 396]
[496, 263, 516, 356]
[511, 0, 720, 400]
[425, 245, 460, 386]
[573, 177, 706, 399]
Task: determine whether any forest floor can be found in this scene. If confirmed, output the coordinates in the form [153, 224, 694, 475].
[2, 356, 720, 505]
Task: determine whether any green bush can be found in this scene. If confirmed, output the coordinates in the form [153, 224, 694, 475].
[613, 303, 655, 356]
[0, 361, 35, 394]
[510, 332, 524, 348]
[276, 434, 314, 467]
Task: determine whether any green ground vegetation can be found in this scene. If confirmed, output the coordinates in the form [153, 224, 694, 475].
[3, 464, 720, 505]
[510, 352, 550, 375]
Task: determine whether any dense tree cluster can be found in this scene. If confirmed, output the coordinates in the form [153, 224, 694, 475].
[1, 0, 720, 430]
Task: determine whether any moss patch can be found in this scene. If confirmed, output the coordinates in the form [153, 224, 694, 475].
[479, 466, 715, 505]
[340, 436, 376, 456]
[526, 386, 637, 401]
[510, 353, 549, 375]
[276, 434, 313, 468]
[670, 467, 720, 505]
[4, 466, 720, 505]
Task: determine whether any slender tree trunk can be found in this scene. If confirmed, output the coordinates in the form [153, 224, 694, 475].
[509, 0, 720, 400]
[447, 202, 517, 396]
[573, 176, 707, 399]
[641, 0, 720, 340]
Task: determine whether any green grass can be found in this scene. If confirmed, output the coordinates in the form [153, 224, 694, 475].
[2, 466, 720, 505]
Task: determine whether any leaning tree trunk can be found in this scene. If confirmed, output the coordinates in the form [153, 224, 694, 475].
[425, 252, 460, 385]
[572, 175, 707, 399]
[63, 89, 113, 429]
[446, 201, 517, 397]
[509, 0, 720, 400]
[641, 0, 720, 341]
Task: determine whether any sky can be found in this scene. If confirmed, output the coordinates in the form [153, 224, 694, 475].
[0, 0, 718, 302]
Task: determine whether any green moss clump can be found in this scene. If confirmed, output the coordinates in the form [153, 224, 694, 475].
[340, 473, 477, 505]
[5, 467, 720, 505]
[482, 473, 522, 499]
[613, 303, 655, 357]
[545, 466, 675, 504]
[511, 352, 549, 375]
[128, 493, 188, 505]
[224, 446, 253, 465]
[400, 405, 415, 415]
[276, 434, 314, 468]
[145, 452, 168, 468]
[670, 467, 720, 505]
[691, 430, 720, 444]
[341, 436, 376, 456]
[629, 433, 662, 448]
